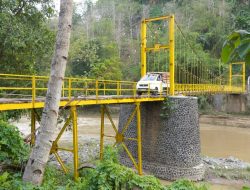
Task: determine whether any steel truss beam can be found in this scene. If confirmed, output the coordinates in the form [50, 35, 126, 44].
[30, 109, 40, 146]
[49, 106, 79, 180]
[99, 103, 142, 175]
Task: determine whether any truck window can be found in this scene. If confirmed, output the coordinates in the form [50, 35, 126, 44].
[141, 74, 157, 81]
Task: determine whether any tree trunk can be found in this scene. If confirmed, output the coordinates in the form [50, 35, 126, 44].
[22, 0, 73, 185]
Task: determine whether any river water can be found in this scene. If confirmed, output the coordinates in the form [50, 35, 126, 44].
[13, 115, 250, 163]
[200, 124, 250, 163]
[72, 115, 250, 163]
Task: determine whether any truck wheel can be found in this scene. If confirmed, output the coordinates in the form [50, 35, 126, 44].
[137, 91, 142, 96]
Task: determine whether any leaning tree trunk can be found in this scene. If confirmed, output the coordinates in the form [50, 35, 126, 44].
[23, 0, 73, 185]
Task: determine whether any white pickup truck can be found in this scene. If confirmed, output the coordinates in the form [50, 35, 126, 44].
[136, 72, 170, 95]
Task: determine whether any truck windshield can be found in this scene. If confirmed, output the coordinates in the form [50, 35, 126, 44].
[141, 74, 158, 81]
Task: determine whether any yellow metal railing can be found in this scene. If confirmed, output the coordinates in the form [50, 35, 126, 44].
[0, 74, 138, 101]
[0, 70, 245, 106]
[175, 84, 244, 95]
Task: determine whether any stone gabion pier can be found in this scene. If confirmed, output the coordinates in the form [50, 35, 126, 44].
[118, 96, 205, 180]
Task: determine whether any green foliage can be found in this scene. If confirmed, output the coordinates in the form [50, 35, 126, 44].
[168, 179, 208, 190]
[242, 186, 250, 190]
[0, 172, 15, 190]
[102, 145, 120, 163]
[0, 146, 212, 189]
[221, 30, 250, 64]
[0, 0, 55, 75]
[230, 1, 250, 31]
[0, 166, 73, 190]
[0, 120, 29, 165]
[149, 4, 163, 17]
[1, 0, 250, 79]
[160, 98, 174, 119]
[0, 110, 25, 122]
[69, 39, 122, 80]
[83, 145, 167, 190]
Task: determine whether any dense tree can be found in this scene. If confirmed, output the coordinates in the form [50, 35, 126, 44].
[1, 0, 249, 79]
[0, 0, 55, 75]
[65, 0, 250, 80]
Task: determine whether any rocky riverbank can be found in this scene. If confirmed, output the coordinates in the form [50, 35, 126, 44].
[49, 138, 250, 173]
[203, 156, 250, 170]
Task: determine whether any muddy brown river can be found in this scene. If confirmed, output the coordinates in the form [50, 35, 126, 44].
[13, 115, 250, 163]
[200, 124, 250, 162]
[75, 116, 250, 163]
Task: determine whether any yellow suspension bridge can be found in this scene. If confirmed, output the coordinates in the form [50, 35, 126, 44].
[0, 15, 246, 179]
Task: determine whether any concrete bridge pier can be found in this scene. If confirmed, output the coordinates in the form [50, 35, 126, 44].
[118, 96, 205, 180]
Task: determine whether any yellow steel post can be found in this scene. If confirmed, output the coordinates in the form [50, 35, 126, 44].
[54, 115, 72, 143]
[136, 102, 142, 175]
[96, 80, 99, 99]
[100, 105, 105, 160]
[141, 20, 147, 77]
[133, 83, 136, 97]
[117, 82, 119, 95]
[68, 78, 72, 99]
[71, 106, 79, 180]
[120, 83, 122, 95]
[32, 76, 36, 108]
[169, 15, 175, 95]
[229, 63, 232, 91]
[31, 109, 36, 146]
[62, 81, 65, 97]
[121, 142, 138, 170]
[85, 81, 88, 96]
[54, 152, 69, 173]
[242, 62, 246, 92]
[121, 108, 137, 135]
[104, 82, 106, 95]
[50, 114, 73, 174]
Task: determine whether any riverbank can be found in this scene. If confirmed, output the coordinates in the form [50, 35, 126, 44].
[11, 112, 250, 188]
[200, 113, 250, 128]
[47, 136, 250, 189]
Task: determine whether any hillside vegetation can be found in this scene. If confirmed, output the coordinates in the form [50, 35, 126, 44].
[0, 0, 249, 80]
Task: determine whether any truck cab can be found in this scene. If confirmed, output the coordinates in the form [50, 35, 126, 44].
[136, 72, 170, 95]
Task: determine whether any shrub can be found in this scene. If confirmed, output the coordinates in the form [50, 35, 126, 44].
[168, 179, 208, 190]
[0, 146, 210, 190]
[0, 120, 29, 165]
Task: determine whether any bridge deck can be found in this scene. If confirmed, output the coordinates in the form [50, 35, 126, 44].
[0, 95, 165, 111]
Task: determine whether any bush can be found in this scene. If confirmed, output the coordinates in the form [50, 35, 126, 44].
[82, 145, 167, 190]
[168, 180, 208, 190]
[0, 120, 29, 165]
[0, 110, 25, 122]
[0, 146, 211, 190]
